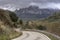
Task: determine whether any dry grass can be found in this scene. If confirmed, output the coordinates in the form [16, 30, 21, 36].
[34, 21, 60, 36]
[9, 31, 22, 39]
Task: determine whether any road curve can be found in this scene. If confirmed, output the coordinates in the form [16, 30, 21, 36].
[12, 31, 51, 40]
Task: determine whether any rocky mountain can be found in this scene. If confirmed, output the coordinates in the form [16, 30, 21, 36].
[15, 6, 60, 20]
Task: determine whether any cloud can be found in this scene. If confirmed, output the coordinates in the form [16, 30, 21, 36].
[0, 0, 60, 11]
[29, 2, 60, 9]
[0, 4, 17, 11]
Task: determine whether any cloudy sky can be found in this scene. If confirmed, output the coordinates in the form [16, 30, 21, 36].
[0, 0, 60, 11]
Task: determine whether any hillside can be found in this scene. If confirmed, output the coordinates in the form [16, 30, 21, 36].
[34, 12, 60, 36]
[45, 12, 60, 21]
[0, 9, 21, 40]
[22, 11, 60, 36]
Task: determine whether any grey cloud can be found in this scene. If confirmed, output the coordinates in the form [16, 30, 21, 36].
[0, 0, 60, 11]
[0, 0, 32, 8]
[0, 0, 60, 6]
[0, 0, 60, 5]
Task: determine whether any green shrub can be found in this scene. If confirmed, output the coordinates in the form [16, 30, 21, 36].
[37, 25, 47, 30]
[19, 19, 23, 25]
[9, 12, 18, 22]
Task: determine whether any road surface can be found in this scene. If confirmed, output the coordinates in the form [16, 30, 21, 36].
[12, 31, 51, 40]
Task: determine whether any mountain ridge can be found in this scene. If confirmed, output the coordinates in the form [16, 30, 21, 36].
[15, 6, 60, 20]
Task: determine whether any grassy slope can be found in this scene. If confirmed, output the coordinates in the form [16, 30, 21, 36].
[34, 12, 60, 36]
[0, 9, 22, 40]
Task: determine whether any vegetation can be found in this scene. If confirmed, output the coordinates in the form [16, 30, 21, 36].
[45, 12, 60, 22]
[37, 25, 46, 30]
[35, 12, 60, 36]
[22, 11, 60, 36]
[0, 8, 60, 40]
[0, 9, 22, 40]
[19, 19, 23, 25]
[0, 34, 10, 40]
[9, 11, 18, 22]
[0, 27, 10, 40]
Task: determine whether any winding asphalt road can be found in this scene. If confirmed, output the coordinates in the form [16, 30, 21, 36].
[12, 31, 51, 40]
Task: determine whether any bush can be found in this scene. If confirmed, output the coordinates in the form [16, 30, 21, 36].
[19, 19, 23, 25]
[9, 11, 18, 22]
[37, 25, 46, 30]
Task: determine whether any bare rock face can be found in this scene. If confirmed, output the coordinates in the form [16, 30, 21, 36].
[15, 6, 59, 20]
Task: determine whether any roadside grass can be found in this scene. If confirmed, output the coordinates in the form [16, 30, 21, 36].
[0, 31, 22, 40]
[9, 31, 22, 39]
[39, 32, 59, 40]
[0, 34, 10, 40]
[1, 27, 22, 40]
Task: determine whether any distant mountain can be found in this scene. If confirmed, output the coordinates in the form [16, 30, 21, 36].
[15, 6, 60, 20]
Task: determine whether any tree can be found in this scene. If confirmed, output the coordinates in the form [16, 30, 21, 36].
[9, 11, 18, 22]
[19, 19, 23, 25]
